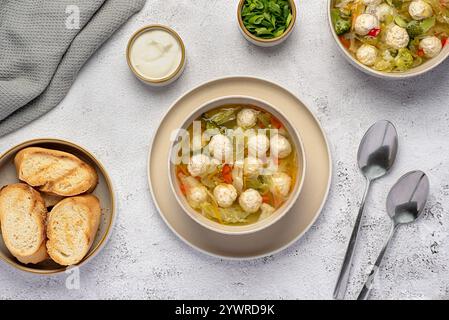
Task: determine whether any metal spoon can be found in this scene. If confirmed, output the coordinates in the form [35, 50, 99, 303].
[333, 120, 398, 300]
[357, 170, 429, 300]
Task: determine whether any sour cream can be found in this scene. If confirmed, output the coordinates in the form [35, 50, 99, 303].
[129, 27, 183, 82]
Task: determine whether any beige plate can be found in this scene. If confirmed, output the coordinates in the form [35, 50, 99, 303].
[148, 76, 332, 259]
[0, 139, 116, 274]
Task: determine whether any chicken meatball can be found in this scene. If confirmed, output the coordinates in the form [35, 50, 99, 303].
[270, 172, 292, 197]
[237, 108, 258, 129]
[208, 134, 233, 162]
[270, 134, 292, 159]
[247, 134, 269, 157]
[385, 25, 409, 49]
[356, 44, 378, 66]
[354, 14, 379, 36]
[186, 186, 208, 209]
[187, 154, 211, 177]
[409, 0, 433, 20]
[244, 156, 263, 177]
[239, 189, 263, 213]
[213, 184, 238, 208]
[420, 36, 442, 58]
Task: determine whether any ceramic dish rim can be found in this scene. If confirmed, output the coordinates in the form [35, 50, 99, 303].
[126, 24, 186, 84]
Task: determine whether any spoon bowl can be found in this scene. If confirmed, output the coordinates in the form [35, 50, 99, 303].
[358, 120, 398, 181]
[387, 170, 430, 225]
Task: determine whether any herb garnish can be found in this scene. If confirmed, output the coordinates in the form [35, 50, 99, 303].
[241, 0, 293, 39]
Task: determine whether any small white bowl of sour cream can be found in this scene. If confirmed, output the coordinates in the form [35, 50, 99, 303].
[126, 25, 186, 86]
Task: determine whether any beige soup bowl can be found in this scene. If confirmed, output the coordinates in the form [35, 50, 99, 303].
[168, 96, 306, 236]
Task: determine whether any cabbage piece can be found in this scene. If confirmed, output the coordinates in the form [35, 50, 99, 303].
[386, 0, 403, 8]
[232, 164, 244, 193]
[200, 174, 220, 189]
[200, 202, 221, 222]
[394, 48, 414, 71]
[203, 108, 236, 126]
[373, 58, 394, 71]
[218, 205, 251, 224]
[256, 112, 271, 128]
[394, 15, 409, 28]
[245, 176, 270, 194]
[421, 17, 436, 33]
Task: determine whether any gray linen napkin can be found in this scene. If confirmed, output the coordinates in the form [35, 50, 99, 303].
[0, 0, 145, 137]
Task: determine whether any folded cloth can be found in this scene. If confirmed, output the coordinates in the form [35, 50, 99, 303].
[0, 0, 145, 137]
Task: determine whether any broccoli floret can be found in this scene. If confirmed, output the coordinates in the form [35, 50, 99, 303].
[407, 21, 423, 38]
[395, 48, 414, 71]
[335, 19, 351, 35]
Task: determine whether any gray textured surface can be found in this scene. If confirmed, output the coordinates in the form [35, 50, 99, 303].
[0, 0, 448, 300]
[0, 0, 145, 136]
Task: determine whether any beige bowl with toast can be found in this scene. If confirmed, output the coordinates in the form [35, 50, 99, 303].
[0, 139, 115, 274]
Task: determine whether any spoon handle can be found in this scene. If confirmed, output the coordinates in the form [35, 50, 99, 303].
[357, 224, 397, 300]
[333, 178, 371, 300]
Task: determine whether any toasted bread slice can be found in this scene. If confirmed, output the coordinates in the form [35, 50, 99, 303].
[0, 184, 48, 264]
[16, 242, 49, 264]
[15, 147, 98, 197]
[46, 195, 101, 266]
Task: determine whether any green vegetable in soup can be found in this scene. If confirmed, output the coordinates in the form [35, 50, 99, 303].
[333, 0, 449, 73]
[407, 20, 424, 38]
[394, 16, 409, 28]
[241, 0, 293, 39]
[200, 202, 222, 222]
[203, 108, 236, 126]
[256, 112, 271, 128]
[331, 8, 351, 35]
[335, 19, 352, 35]
[386, 0, 403, 8]
[395, 48, 414, 71]
[407, 17, 436, 38]
[421, 17, 436, 33]
[245, 176, 270, 194]
[178, 104, 298, 226]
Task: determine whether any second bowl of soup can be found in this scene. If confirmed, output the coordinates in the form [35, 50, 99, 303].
[168, 96, 306, 235]
[329, 0, 449, 78]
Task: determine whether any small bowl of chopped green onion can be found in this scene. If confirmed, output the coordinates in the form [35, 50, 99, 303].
[238, 0, 297, 47]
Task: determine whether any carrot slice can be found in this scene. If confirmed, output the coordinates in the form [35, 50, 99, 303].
[222, 164, 233, 184]
[339, 36, 350, 49]
[180, 183, 187, 195]
[270, 116, 283, 129]
[262, 194, 271, 204]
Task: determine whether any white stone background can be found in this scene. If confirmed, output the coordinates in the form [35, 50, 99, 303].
[0, 0, 448, 300]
